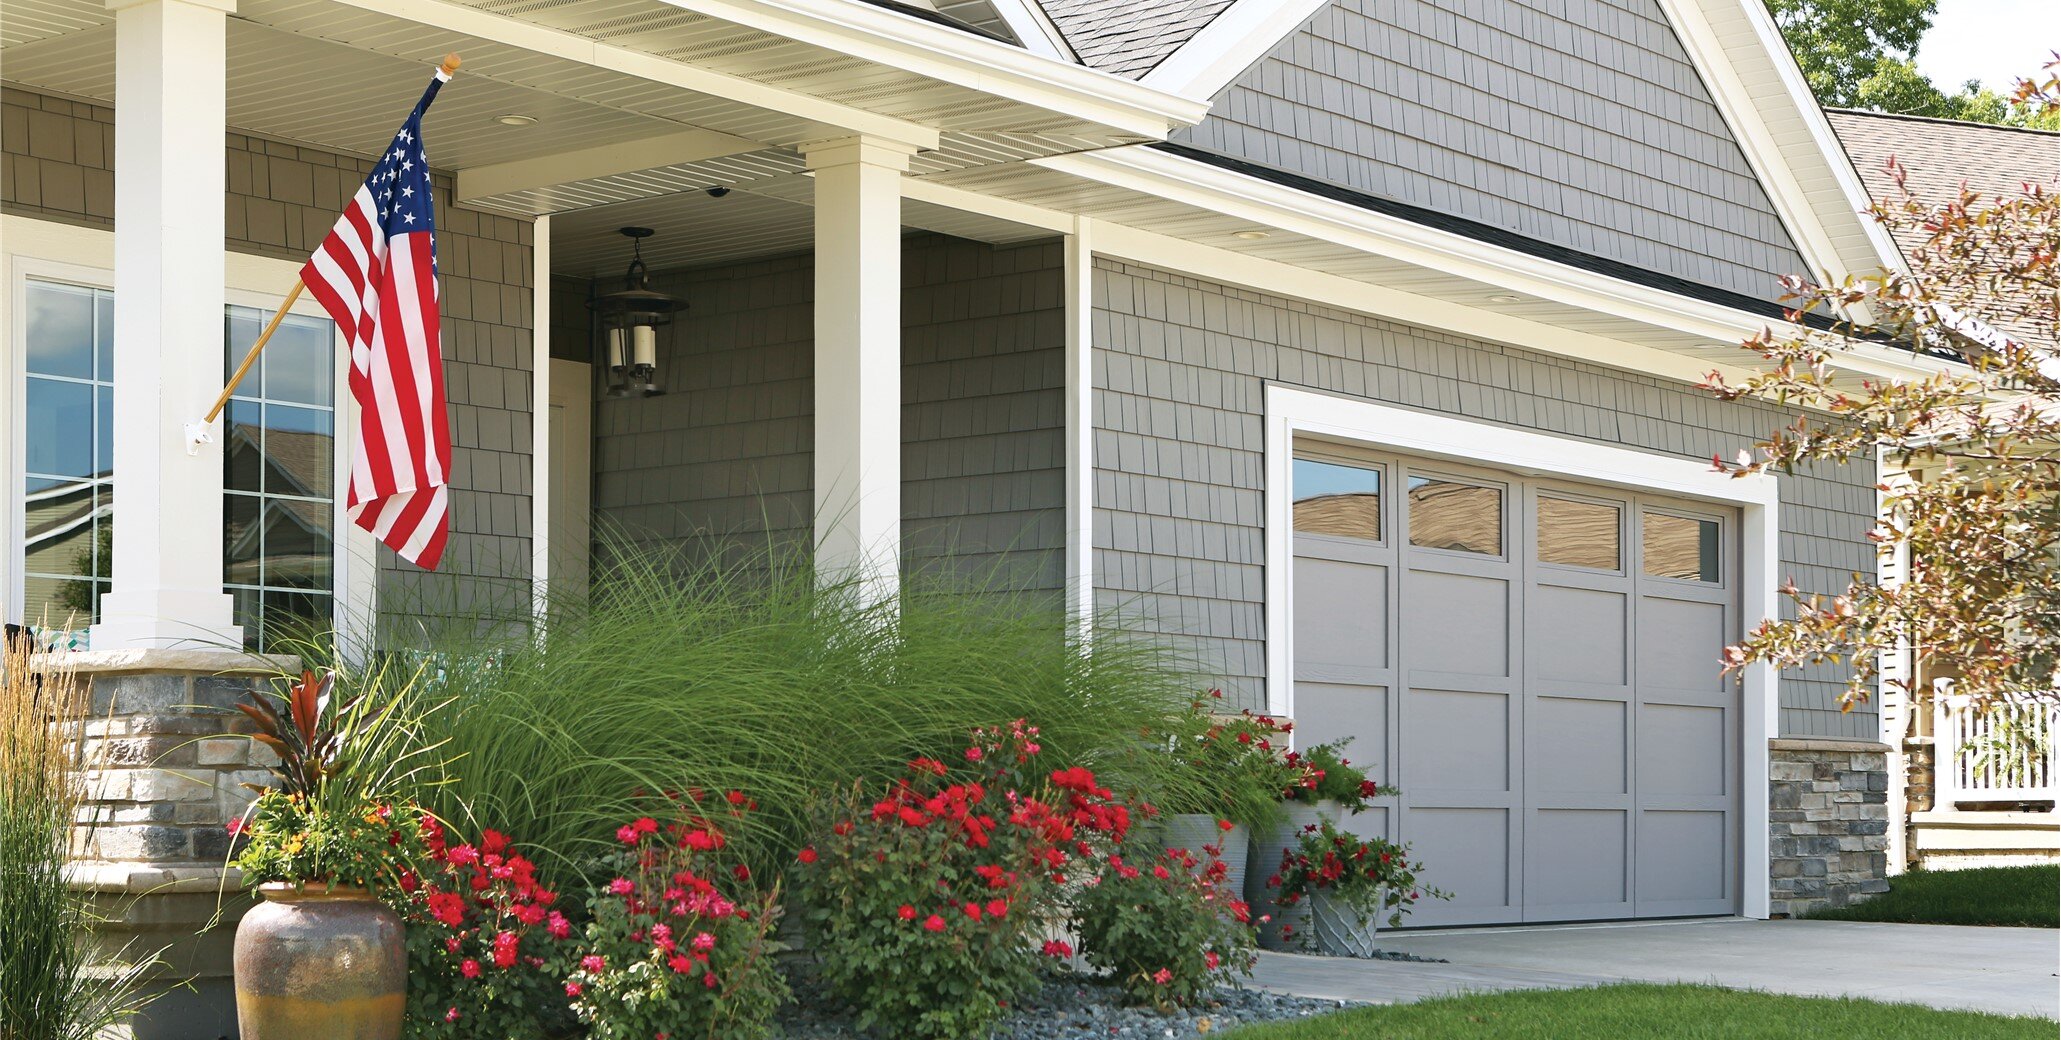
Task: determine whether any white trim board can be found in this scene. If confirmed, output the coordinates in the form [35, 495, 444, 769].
[0, 214, 378, 652]
[1063, 218, 1096, 640]
[1261, 384, 1779, 920]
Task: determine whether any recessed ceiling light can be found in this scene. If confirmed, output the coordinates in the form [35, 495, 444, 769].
[1233, 230, 1271, 240]
[1486, 293, 1521, 304]
[493, 114, 539, 127]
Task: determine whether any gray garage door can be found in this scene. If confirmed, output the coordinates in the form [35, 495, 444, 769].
[1291, 447, 1740, 926]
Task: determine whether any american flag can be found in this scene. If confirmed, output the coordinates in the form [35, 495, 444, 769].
[301, 69, 452, 570]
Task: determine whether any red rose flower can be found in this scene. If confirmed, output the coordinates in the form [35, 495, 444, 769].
[922, 914, 947, 932]
[897, 905, 917, 921]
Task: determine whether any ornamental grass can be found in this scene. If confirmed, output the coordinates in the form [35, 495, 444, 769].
[0, 631, 156, 1040]
[346, 539, 1216, 886]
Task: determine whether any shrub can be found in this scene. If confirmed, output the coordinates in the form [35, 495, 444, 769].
[560, 803, 789, 1040]
[369, 542, 1206, 884]
[390, 819, 574, 1038]
[1072, 838, 1257, 1008]
[1269, 820, 1447, 934]
[794, 722, 1131, 1040]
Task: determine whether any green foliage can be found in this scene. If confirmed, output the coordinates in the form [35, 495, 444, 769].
[793, 725, 1129, 1040]
[390, 820, 577, 1039]
[0, 639, 159, 1040]
[1071, 838, 1256, 1009]
[1803, 865, 2058, 928]
[1766, 0, 2053, 126]
[1150, 699, 1294, 830]
[1282, 740, 1394, 813]
[384, 541, 1204, 885]
[1223, 983, 2057, 1040]
[1269, 820, 1448, 933]
[231, 791, 421, 890]
[561, 814, 788, 1040]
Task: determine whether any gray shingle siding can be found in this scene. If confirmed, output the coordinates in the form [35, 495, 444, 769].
[0, 86, 535, 640]
[590, 234, 1067, 592]
[1175, 0, 1812, 304]
[1093, 258, 1875, 739]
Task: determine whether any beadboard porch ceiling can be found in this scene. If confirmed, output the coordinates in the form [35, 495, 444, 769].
[0, 0, 1190, 214]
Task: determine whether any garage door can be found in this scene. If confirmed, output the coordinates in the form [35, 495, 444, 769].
[1291, 447, 1740, 926]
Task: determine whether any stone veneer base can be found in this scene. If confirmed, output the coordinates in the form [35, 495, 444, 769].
[55, 648, 293, 1040]
[1768, 737, 1891, 917]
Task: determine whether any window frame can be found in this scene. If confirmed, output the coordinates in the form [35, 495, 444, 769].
[1290, 448, 1390, 548]
[2, 215, 375, 649]
[1638, 505, 1731, 588]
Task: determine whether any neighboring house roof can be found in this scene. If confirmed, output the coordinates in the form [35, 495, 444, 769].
[1037, 0, 1238, 78]
[1826, 108, 2060, 347]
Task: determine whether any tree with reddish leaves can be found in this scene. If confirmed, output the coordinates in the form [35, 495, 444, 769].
[1703, 63, 2059, 714]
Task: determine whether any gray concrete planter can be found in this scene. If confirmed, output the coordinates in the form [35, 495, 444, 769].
[1245, 800, 1339, 951]
[1154, 813, 1249, 897]
[1306, 887, 1385, 958]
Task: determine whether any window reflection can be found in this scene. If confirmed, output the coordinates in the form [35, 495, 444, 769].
[1643, 513, 1721, 582]
[1538, 497, 1620, 570]
[1294, 458, 1383, 541]
[22, 281, 115, 632]
[1408, 476, 1502, 555]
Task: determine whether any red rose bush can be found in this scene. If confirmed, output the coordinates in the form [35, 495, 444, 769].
[1070, 838, 1257, 1008]
[560, 800, 789, 1040]
[391, 817, 574, 1039]
[794, 721, 1134, 1040]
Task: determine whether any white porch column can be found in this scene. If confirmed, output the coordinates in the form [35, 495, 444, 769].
[91, 0, 241, 649]
[804, 137, 913, 606]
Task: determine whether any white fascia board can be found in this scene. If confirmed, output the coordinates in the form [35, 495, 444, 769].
[1138, 0, 1328, 102]
[1040, 146, 1955, 385]
[662, 0, 1211, 137]
[455, 129, 763, 205]
[1659, 0, 1905, 288]
[984, 0, 1076, 62]
[322, 0, 941, 152]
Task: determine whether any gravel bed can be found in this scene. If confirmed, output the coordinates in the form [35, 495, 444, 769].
[777, 975, 1357, 1039]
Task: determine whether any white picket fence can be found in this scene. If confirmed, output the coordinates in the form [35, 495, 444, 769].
[1934, 682, 2060, 807]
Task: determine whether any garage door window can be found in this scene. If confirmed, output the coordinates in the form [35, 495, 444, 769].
[1407, 476, 1501, 555]
[1293, 458, 1384, 542]
[1643, 512, 1721, 582]
[1538, 496, 1620, 570]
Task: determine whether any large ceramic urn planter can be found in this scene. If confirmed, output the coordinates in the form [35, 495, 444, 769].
[1154, 814, 1250, 898]
[1245, 799, 1340, 950]
[234, 882, 405, 1040]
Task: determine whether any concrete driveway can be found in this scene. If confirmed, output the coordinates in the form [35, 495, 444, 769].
[1252, 917, 2058, 1019]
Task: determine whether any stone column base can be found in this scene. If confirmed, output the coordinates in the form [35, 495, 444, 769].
[1768, 737, 1890, 917]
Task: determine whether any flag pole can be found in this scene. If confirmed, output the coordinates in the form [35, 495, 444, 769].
[184, 52, 460, 454]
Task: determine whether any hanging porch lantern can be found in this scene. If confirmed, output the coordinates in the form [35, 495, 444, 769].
[589, 226, 680, 397]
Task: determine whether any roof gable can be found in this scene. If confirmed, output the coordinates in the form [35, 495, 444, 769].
[1169, 0, 1815, 304]
[1038, 0, 1238, 77]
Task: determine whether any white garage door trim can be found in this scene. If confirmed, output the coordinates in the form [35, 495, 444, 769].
[1263, 384, 1780, 920]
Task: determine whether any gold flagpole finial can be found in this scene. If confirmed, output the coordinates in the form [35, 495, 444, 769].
[438, 53, 462, 77]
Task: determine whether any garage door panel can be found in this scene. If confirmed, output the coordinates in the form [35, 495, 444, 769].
[1405, 807, 1514, 923]
[1638, 597, 1728, 693]
[1294, 557, 1389, 673]
[1401, 570, 1510, 678]
[1295, 682, 1392, 787]
[1525, 808, 1630, 915]
[1531, 696, 1629, 796]
[1404, 688, 1511, 791]
[1636, 809, 1731, 913]
[1637, 703, 1729, 799]
[1532, 585, 1628, 686]
[1336, 804, 1393, 843]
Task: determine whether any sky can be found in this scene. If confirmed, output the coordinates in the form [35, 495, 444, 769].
[1916, 0, 2061, 92]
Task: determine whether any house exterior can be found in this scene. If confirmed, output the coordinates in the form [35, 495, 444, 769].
[0, 0, 1972, 1032]
[1824, 108, 2061, 873]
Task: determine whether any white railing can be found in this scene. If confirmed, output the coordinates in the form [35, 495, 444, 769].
[1934, 682, 2060, 807]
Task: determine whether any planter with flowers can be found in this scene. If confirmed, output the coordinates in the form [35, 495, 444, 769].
[1245, 737, 1393, 950]
[1269, 819, 1448, 957]
[1144, 697, 1300, 899]
[229, 669, 436, 1040]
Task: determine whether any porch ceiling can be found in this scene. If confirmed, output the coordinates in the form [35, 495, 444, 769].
[0, 0, 1187, 215]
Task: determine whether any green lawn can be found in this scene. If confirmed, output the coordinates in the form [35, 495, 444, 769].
[1803, 865, 2057, 928]
[1226, 983, 2054, 1039]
